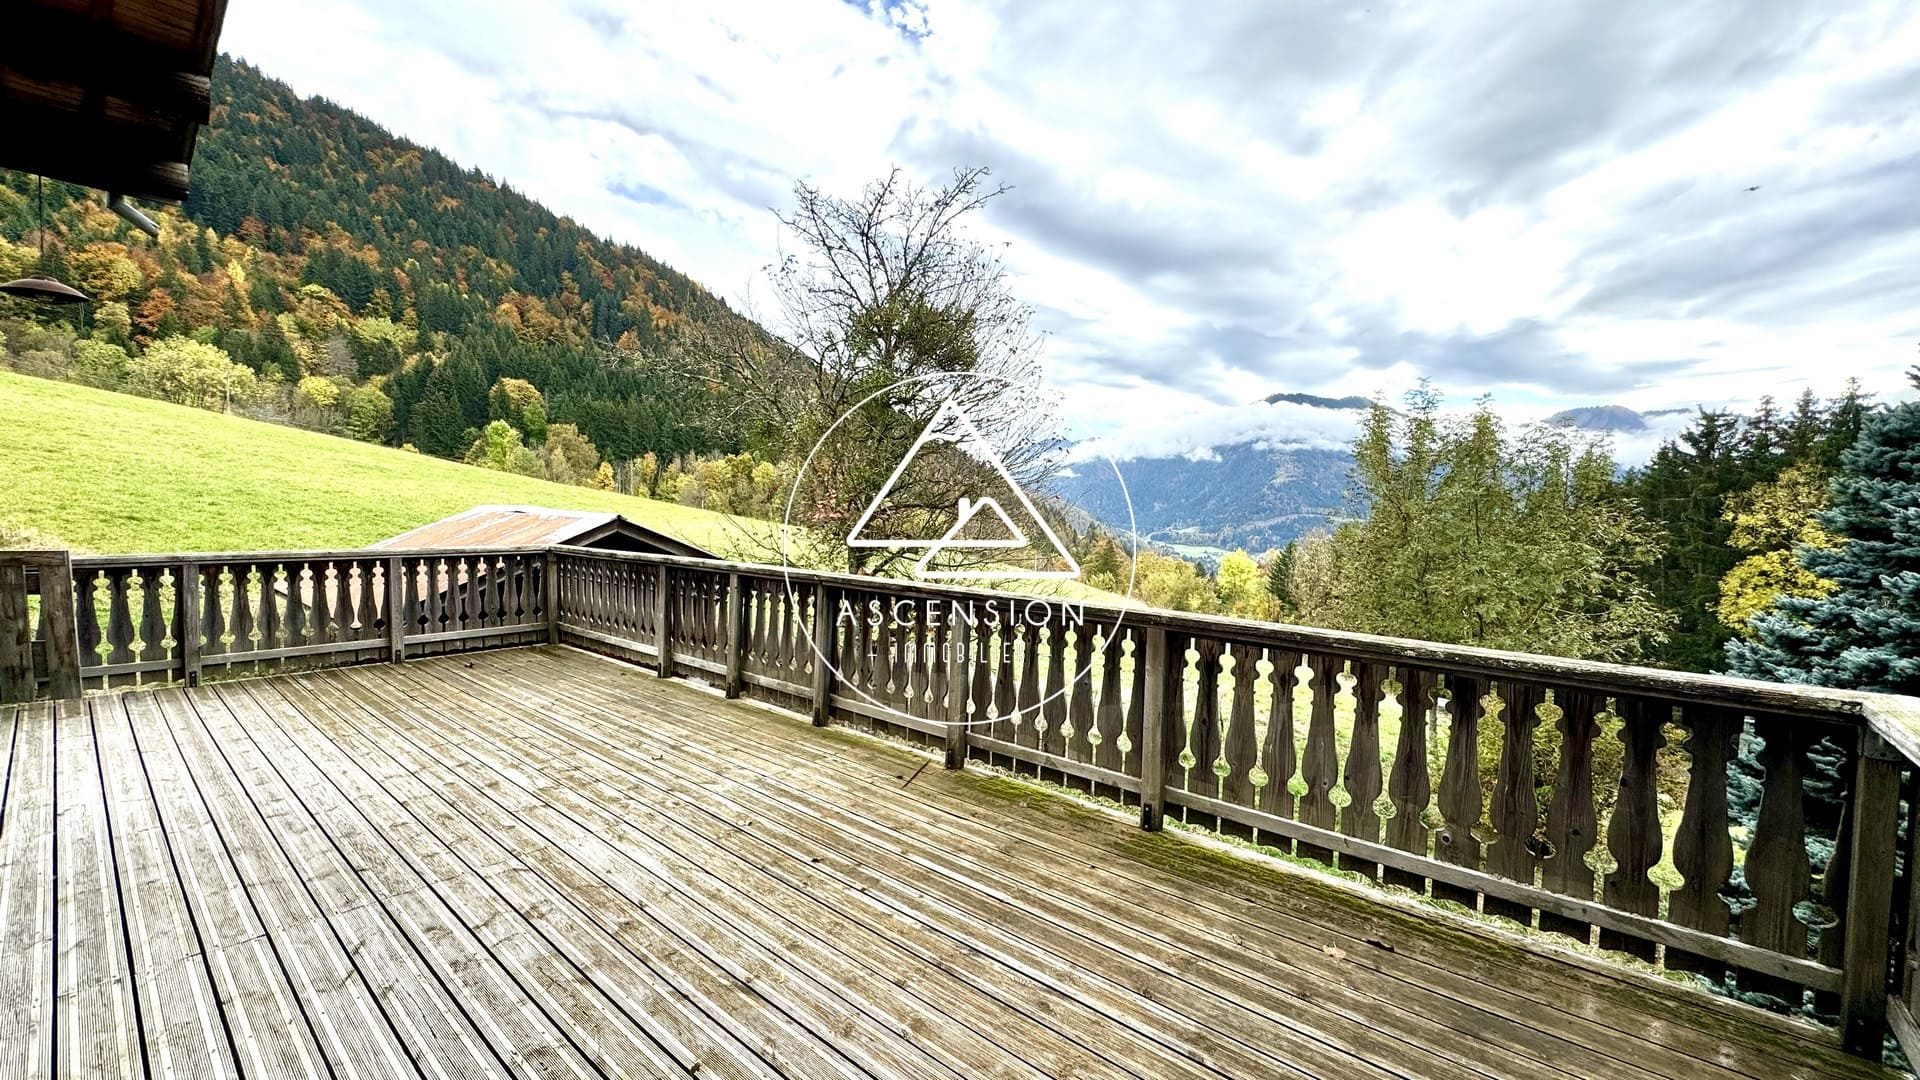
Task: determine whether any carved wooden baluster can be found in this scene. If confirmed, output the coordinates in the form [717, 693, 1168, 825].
[800, 586, 819, 682]
[908, 605, 931, 720]
[1602, 697, 1666, 960]
[1341, 661, 1387, 881]
[755, 581, 773, 670]
[968, 623, 993, 763]
[1541, 689, 1601, 941]
[1740, 714, 1815, 999]
[692, 574, 709, 656]
[315, 562, 337, 643]
[256, 563, 283, 654]
[1124, 630, 1145, 782]
[512, 555, 530, 625]
[358, 562, 381, 642]
[466, 559, 489, 631]
[1486, 681, 1540, 922]
[138, 568, 170, 675]
[1094, 627, 1124, 773]
[843, 593, 866, 700]
[925, 611, 948, 726]
[751, 582, 768, 670]
[230, 564, 257, 663]
[1298, 653, 1342, 865]
[1433, 675, 1485, 907]
[1385, 667, 1435, 890]
[864, 596, 886, 702]
[1667, 705, 1739, 977]
[200, 565, 227, 658]
[336, 560, 359, 641]
[492, 556, 510, 628]
[1161, 633, 1190, 823]
[1178, 637, 1218, 828]
[990, 625, 1016, 762]
[1221, 642, 1260, 812]
[1813, 734, 1858, 1014]
[1016, 625, 1044, 764]
[437, 557, 458, 636]
[1258, 650, 1301, 853]
[779, 585, 796, 673]
[581, 558, 598, 630]
[886, 598, 907, 709]
[1041, 622, 1068, 761]
[1183, 637, 1223, 825]
[411, 559, 432, 641]
[285, 563, 309, 646]
[75, 570, 105, 674]
[1066, 626, 1096, 771]
[105, 568, 136, 670]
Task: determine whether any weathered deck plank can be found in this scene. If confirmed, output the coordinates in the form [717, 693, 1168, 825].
[52, 698, 141, 1080]
[1, 647, 1901, 1079]
[407, 658, 1461, 1079]
[0, 701, 55, 1080]
[90, 695, 240, 1080]
[452, 651, 1694, 1080]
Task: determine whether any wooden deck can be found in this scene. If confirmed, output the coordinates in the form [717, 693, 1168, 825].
[0, 646, 1896, 1079]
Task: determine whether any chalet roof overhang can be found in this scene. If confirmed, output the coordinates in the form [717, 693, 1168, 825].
[0, 0, 230, 203]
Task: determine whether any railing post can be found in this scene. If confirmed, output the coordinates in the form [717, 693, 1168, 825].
[944, 615, 971, 769]
[723, 571, 745, 699]
[178, 559, 202, 687]
[544, 550, 561, 646]
[41, 552, 81, 699]
[385, 556, 407, 663]
[809, 583, 835, 726]
[0, 557, 29, 702]
[654, 563, 673, 678]
[1138, 625, 1169, 831]
[1842, 730, 1902, 1054]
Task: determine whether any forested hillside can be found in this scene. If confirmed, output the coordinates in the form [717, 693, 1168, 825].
[0, 56, 763, 480]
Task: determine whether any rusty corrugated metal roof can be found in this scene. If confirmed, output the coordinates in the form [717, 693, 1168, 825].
[372, 506, 624, 550]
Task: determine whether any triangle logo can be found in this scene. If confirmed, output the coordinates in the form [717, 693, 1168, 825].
[846, 397, 1081, 581]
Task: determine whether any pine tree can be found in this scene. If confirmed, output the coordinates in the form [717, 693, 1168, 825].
[1267, 542, 1295, 610]
[1727, 372, 1920, 694]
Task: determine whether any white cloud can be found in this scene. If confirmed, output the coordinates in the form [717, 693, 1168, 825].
[222, 0, 1920, 451]
[1069, 399, 1367, 463]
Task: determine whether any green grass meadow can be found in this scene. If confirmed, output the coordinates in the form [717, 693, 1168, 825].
[0, 371, 767, 556]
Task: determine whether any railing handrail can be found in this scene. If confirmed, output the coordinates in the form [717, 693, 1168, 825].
[548, 544, 1919, 730]
[70, 545, 552, 569]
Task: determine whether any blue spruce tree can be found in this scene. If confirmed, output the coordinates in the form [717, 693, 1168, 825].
[1727, 366, 1920, 694]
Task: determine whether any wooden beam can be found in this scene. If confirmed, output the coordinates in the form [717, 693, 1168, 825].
[1841, 732, 1902, 1053]
[386, 556, 407, 663]
[810, 584, 834, 727]
[543, 552, 561, 646]
[653, 564, 673, 678]
[177, 560, 201, 686]
[1138, 627, 1169, 831]
[39, 551, 82, 700]
[723, 572, 745, 699]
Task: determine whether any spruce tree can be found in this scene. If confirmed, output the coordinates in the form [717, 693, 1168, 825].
[1727, 371, 1920, 695]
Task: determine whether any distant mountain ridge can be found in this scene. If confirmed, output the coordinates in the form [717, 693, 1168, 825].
[1263, 391, 1374, 410]
[1546, 404, 1649, 432]
[1062, 396, 1694, 562]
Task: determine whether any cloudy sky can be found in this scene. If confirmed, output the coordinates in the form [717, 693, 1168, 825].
[224, 0, 1920, 456]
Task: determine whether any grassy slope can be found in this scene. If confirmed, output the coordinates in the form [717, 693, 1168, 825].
[0, 372, 767, 555]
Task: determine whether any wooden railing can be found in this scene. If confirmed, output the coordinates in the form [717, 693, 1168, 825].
[0, 547, 552, 692]
[5, 542, 1920, 1059]
[548, 545, 1920, 1060]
